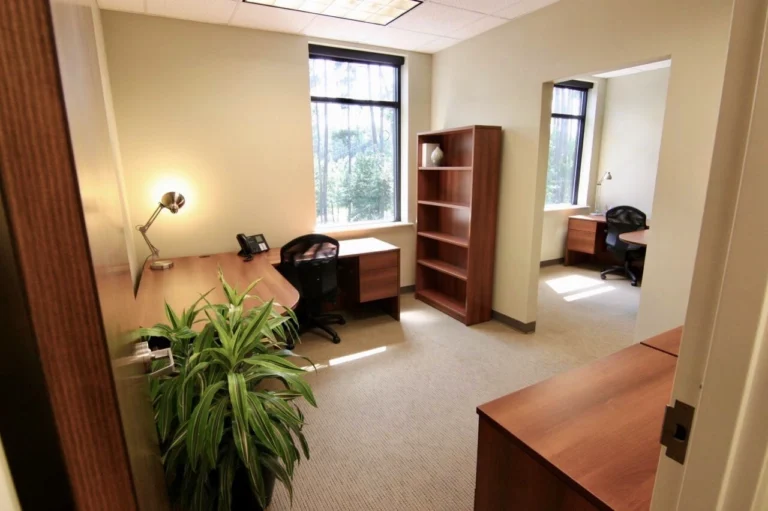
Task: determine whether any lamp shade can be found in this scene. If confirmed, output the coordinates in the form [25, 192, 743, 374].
[160, 191, 185, 213]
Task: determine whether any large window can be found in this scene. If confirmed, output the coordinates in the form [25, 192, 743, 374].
[309, 45, 403, 227]
[546, 81, 592, 206]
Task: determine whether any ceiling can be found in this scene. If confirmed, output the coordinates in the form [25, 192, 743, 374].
[96, 0, 561, 53]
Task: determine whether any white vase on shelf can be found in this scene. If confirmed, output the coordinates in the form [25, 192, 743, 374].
[430, 145, 444, 166]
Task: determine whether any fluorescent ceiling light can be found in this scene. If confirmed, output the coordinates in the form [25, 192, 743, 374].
[594, 59, 671, 79]
[243, 0, 422, 25]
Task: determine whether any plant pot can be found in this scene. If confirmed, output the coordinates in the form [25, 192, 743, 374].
[231, 467, 276, 511]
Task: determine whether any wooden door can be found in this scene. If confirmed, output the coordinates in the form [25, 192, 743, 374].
[650, 0, 768, 508]
[0, 1, 167, 509]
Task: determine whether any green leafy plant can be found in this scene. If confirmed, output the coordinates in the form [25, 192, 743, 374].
[135, 269, 316, 510]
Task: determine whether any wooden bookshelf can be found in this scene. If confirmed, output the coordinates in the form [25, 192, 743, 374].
[415, 125, 502, 325]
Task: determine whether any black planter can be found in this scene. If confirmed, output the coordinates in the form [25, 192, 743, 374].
[231, 468, 276, 511]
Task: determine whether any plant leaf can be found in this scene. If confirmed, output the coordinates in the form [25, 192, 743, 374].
[164, 302, 181, 329]
[186, 381, 225, 468]
[217, 447, 238, 511]
[206, 397, 230, 468]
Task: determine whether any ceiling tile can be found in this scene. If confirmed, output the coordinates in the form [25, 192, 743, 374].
[495, 0, 559, 20]
[415, 36, 460, 53]
[146, 0, 238, 24]
[425, 0, 523, 15]
[302, 15, 384, 43]
[362, 26, 438, 51]
[449, 15, 507, 39]
[229, 2, 316, 33]
[97, 0, 145, 13]
[390, 2, 484, 37]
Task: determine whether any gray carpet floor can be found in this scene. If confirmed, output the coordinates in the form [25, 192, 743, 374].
[270, 264, 640, 510]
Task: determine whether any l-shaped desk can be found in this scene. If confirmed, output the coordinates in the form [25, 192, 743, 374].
[136, 237, 401, 327]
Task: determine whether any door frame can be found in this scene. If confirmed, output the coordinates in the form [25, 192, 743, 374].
[651, 0, 768, 508]
[0, 1, 139, 509]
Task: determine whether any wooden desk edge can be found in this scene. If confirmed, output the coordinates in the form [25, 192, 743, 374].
[475, 340, 681, 511]
[641, 326, 683, 357]
[475, 408, 613, 511]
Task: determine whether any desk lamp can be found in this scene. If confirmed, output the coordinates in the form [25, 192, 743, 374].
[592, 171, 612, 215]
[136, 191, 185, 270]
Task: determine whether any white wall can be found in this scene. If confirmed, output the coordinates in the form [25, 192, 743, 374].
[101, 11, 431, 286]
[598, 67, 670, 217]
[432, 0, 732, 340]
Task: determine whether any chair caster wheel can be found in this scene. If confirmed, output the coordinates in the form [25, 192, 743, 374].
[631, 281, 639, 287]
[332, 336, 341, 344]
[339, 318, 347, 325]
[600, 274, 607, 280]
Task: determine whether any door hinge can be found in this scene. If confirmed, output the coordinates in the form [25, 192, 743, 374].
[660, 399, 695, 464]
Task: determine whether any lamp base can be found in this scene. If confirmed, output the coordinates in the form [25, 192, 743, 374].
[150, 260, 174, 271]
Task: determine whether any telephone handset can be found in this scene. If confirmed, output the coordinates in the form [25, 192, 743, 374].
[237, 233, 270, 261]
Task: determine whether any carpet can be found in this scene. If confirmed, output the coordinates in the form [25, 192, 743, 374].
[269, 264, 640, 510]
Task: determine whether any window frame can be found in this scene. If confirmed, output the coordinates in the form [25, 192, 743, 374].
[548, 80, 593, 206]
[308, 44, 404, 225]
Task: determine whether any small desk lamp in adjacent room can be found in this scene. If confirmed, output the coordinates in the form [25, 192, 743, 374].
[592, 171, 612, 215]
[136, 191, 185, 270]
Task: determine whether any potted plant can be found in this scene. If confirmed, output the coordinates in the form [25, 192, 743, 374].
[135, 269, 316, 510]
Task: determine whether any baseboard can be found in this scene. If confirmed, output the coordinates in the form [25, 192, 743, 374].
[540, 258, 565, 267]
[401, 285, 416, 294]
[491, 310, 536, 334]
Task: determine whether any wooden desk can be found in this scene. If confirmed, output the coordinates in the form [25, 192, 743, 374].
[137, 237, 400, 327]
[619, 230, 650, 247]
[565, 215, 607, 266]
[641, 326, 682, 357]
[475, 340, 679, 511]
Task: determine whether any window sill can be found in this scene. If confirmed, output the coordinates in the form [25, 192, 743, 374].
[544, 204, 590, 212]
[315, 221, 414, 236]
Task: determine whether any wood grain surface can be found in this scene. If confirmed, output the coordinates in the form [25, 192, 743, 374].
[641, 326, 683, 357]
[477, 344, 676, 511]
[619, 230, 650, 247]
[475, 418, 598, 511]
[0, 1, 141, 508]
[137, 252, 300, 327]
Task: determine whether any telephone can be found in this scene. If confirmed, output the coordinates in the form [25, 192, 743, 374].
[237, 233, 270, 261]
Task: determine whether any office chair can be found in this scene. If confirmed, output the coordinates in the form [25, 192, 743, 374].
[600, 206, 647, 287]
[278, 234, 345, 345]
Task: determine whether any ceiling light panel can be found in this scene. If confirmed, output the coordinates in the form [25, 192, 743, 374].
[243, 0, 421, 25]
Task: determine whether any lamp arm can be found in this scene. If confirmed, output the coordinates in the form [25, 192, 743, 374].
[136, 204, 164, 259]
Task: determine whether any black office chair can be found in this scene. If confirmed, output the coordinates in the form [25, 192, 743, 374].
[600, 206, 647, 287]
[278, 234, 345, 345]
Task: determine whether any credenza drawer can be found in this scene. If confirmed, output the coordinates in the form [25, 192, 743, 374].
[567, 229, 598, 254]
[569, 218, 598, 233]
[360, 267, 398, 302]
[359, 251, 398, 272]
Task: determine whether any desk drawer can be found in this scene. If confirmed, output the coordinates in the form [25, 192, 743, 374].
[567, 229, 598, 254]
[360, 267, 398, 302]
[569, 218, 598, 233]
[359, 251, 398, 272]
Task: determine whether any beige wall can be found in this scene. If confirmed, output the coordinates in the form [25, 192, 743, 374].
[433, 0, 732, 339]
[0, 437, 19, 511]
[598, 67, 670, 217]
[101, 11, 431, 286]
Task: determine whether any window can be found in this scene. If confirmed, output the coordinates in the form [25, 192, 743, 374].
[545, 81, 593, 206]
[309, 45, 403, 227]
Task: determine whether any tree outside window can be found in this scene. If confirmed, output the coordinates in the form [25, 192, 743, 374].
[309, 47, 402, 226]
[546, 82, 591, 206]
